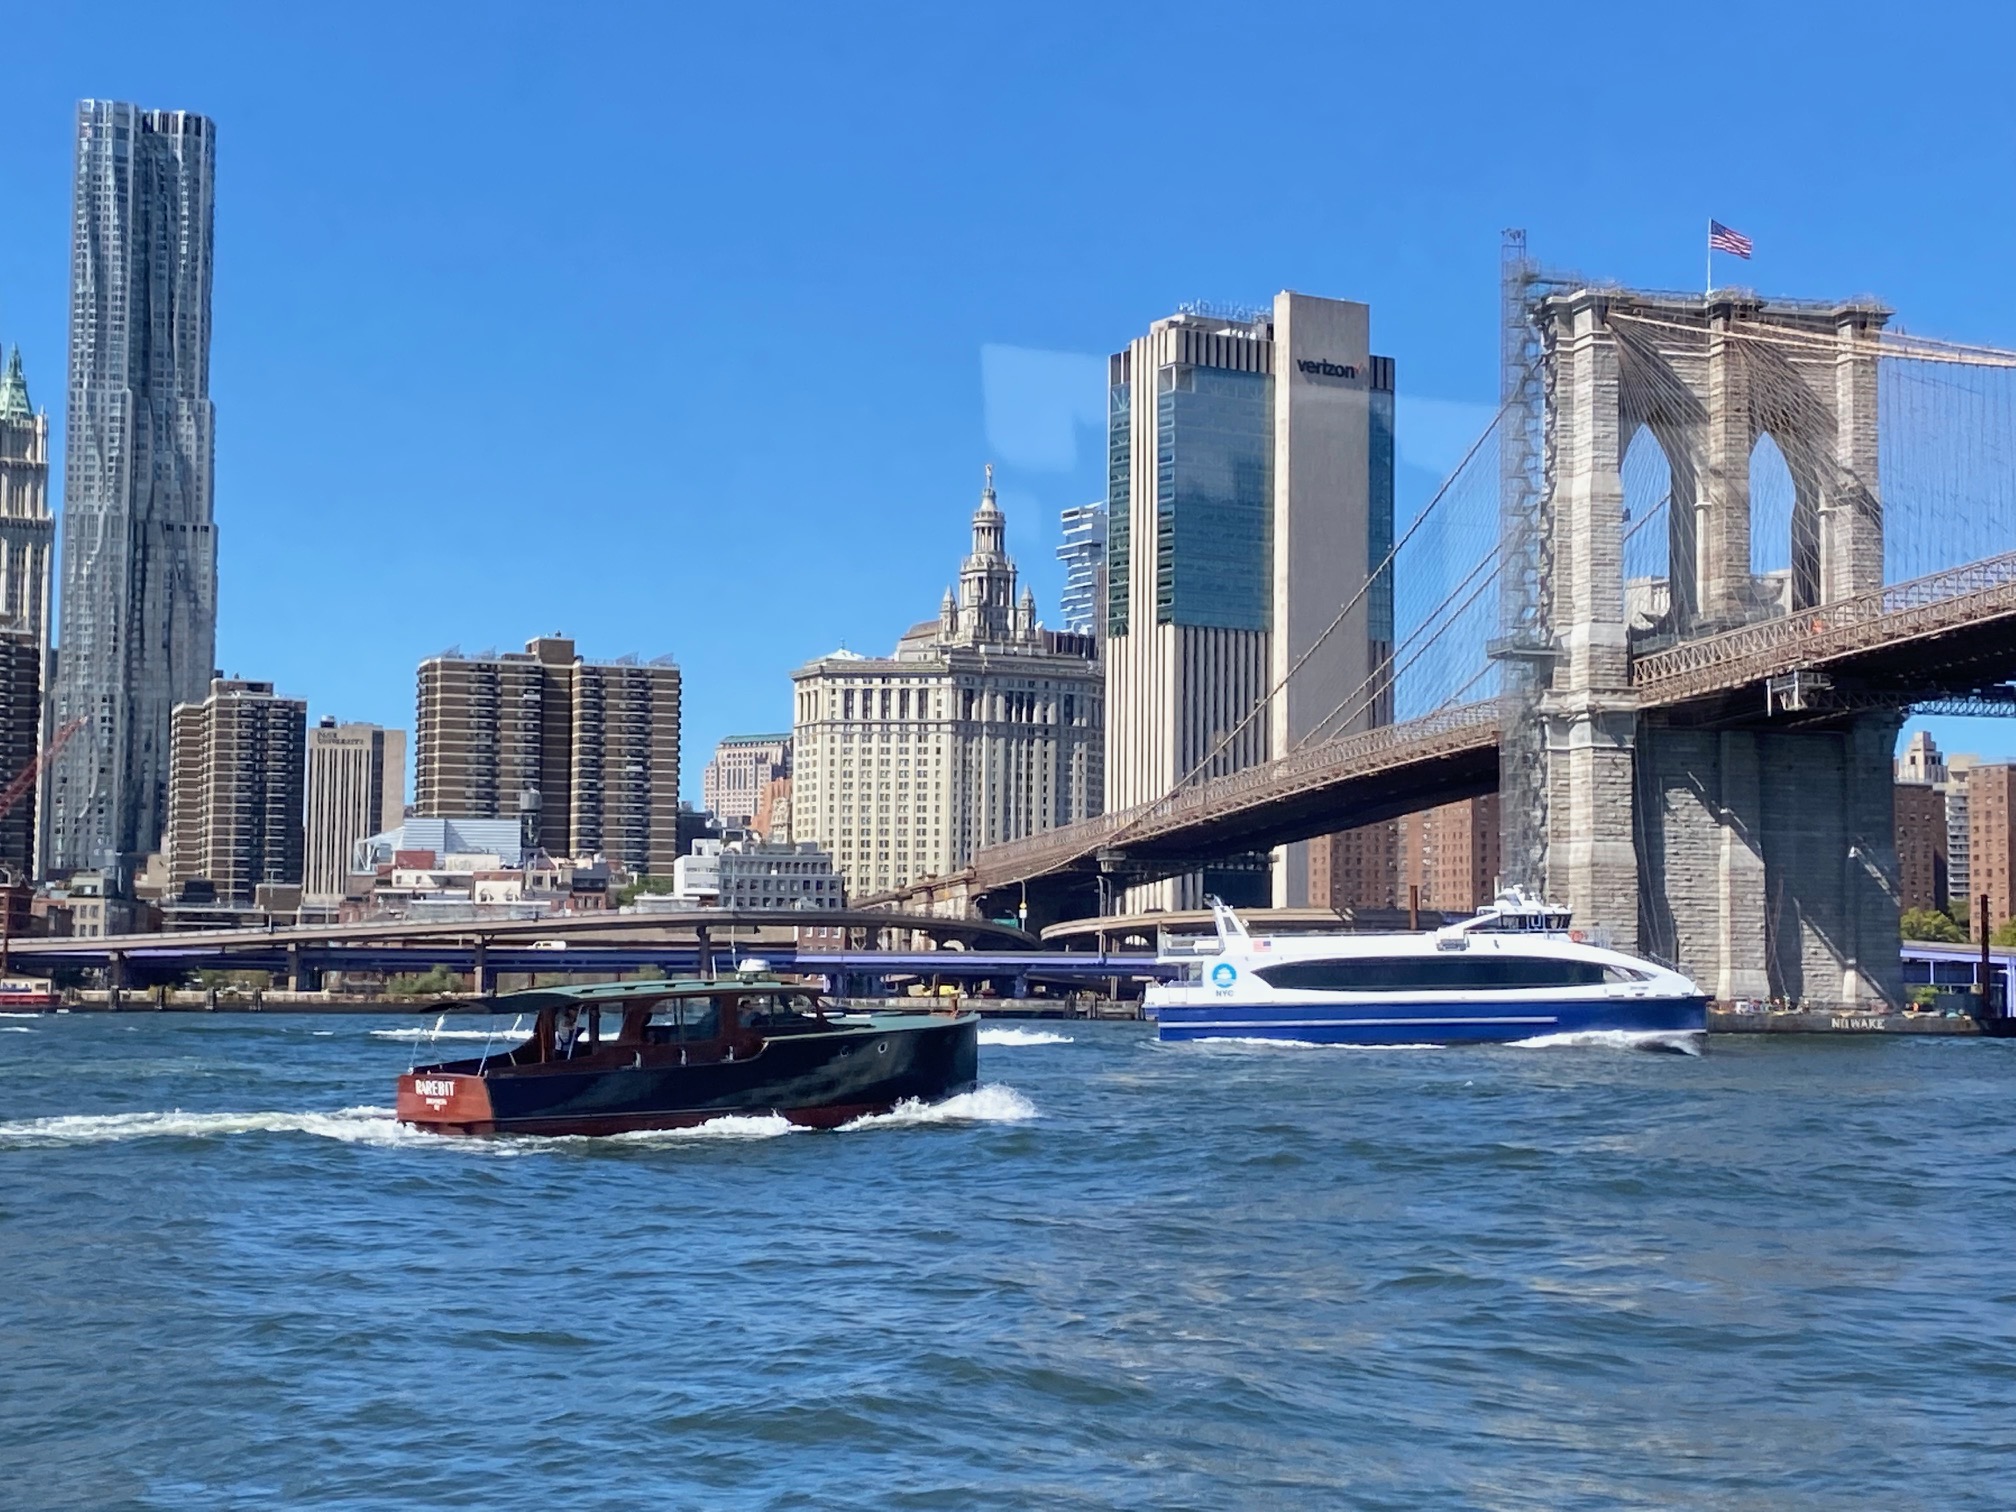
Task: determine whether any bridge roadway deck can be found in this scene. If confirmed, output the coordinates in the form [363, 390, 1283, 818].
[5, 936, 1175, 983]
[951, 551, 2016, 900]
[10, 907, 1036, 972]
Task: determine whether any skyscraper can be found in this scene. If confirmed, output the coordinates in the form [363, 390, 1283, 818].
[165, 679, 307, 904]
[0, 347, 53, 880]
[702, 733, 792, 827]
[415, 636, 681, 875]
[1105, 294, 1395, 908]
[0, 346, 54, 661]
[793, 470, 1103, 896]
[1055, 502, 1107, 639]
[304, 720, 407, 902]
[47, 102, 219, 881]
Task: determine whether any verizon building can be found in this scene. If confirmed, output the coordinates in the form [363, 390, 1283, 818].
[1105, 293, 1395, 908]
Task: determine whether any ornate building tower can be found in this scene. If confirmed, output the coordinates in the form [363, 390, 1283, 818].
[0, 347, 54, 658]
[0, 346, 53, 880]
[791, 468, 1103, 897]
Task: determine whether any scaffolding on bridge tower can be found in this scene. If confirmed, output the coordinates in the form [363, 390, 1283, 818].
[1492, 230, 1576, 893]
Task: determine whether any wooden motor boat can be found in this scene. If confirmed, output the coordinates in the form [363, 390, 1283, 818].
[395, 975, 979, 1136]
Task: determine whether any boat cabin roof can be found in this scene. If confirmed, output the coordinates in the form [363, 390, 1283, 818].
[445, 976, 811, 1016]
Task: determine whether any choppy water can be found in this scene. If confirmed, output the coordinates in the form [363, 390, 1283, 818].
[2, 1014, 2013, 1510]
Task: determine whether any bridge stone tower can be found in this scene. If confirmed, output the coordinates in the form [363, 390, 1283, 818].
[1534, 287, 1901, 1008]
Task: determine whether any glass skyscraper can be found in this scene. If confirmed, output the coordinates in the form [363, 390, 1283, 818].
[1105, 294, 1396, 909]
[1055, 502, 1108, 638]
[46, 102, 220, 879]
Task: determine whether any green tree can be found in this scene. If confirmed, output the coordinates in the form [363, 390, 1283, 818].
[615, 876, 679, 906]
[1901, 906, 1966, 944]
[387, 965, 465, 999]
[1993, 918, 2016, 950]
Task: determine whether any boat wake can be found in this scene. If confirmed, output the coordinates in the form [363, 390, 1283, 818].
[840, 1084, 1038, 1130]
[0, 1105, 419, 1150]
[1508, 1029, 1706, 1055]
[1, 1025, 32, 1033]
[0, 1086, 1039, 1152]
[606, 1113, 802, 1144]
[369, 1027, 522, 1042]
[977, 1027, 1073, 1047]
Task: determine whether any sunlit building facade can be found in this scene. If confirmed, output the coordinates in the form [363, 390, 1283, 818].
[793, 472, 1103, 896]
[47, 102, 220, 880]
[1105, 294, 1395, 909]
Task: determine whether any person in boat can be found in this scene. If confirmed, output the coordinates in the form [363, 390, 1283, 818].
[554, 1007, 582, 1060]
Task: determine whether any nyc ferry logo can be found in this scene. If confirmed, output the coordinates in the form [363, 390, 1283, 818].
[1210, 962, 1237, 991]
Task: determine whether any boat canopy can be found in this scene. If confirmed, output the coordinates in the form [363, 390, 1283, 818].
[436, 976, 813, 1015]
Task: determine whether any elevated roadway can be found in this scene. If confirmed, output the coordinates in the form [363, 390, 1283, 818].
[12, 907, 1039, 984]
[926, 551, 2016, 912]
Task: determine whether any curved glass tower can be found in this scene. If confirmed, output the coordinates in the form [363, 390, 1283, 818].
[46, 101, 219, 881]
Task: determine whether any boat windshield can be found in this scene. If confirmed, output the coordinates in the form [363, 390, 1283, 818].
[643, 998, 721, 1043]
[735, 991, 828, 1032]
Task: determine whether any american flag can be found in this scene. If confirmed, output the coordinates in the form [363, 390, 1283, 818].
[1709, 220, 1753, 258]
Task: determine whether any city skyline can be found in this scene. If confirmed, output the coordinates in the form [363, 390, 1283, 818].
[3, 6, 2015, 804]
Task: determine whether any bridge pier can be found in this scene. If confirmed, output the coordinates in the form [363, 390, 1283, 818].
[1638, 715, 1901, 1010]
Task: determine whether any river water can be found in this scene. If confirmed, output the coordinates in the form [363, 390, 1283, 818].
[1, 1014, 2011, 1510]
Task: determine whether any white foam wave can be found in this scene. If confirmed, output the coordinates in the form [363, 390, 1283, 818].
[0, 1025, 31, 1033]
[0, 1011, 45, 1019]
[978, 1027, 1074, 1047]
[369, 1027, 524, 1042]
[0, 1104, 418, 1150]
[606, 1113, 802, 1144]
[1508, 1029, 1705, 1055]
[840, 1083, 1037, 1130]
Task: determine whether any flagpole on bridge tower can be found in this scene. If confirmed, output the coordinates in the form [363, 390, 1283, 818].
[1705, 216, 1713, 302]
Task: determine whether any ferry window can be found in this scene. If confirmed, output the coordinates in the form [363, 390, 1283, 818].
[1255, 956, 1610, 992]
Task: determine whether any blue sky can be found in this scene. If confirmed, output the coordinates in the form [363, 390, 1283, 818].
[3, 0, 2015, 797]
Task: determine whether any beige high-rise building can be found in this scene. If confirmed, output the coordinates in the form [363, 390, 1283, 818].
[793, 470, 1103, 897]
[415, 636, 681, 876]
[304, 720, 407, 902]
[1104, 294, 1395, 910]
[702, 733, 791, 826]
[165, 679, 307, 903]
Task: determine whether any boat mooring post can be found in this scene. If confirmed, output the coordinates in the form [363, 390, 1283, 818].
[473, 938, 493, 997]
[696, 925, 714, 980]
[108, 950, 124, 1011]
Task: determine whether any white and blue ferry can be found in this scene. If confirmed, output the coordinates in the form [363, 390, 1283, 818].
[1148, 892, 1707, 1049]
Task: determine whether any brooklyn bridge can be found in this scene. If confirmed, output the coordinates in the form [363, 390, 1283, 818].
[890, 248, 2016, 1011]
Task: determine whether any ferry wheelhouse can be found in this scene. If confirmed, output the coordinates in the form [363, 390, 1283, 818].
[396, 973, 979, 1136]
[1147, 892, 1706, 1048]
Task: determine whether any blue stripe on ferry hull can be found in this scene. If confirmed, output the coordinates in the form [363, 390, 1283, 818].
[1155, 995, 1707, 1045]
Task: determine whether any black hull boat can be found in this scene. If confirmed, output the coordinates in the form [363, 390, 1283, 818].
[396, 976, 979, 1136]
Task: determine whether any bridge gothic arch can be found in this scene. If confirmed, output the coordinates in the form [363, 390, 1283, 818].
[1531, 286, 1895, 980]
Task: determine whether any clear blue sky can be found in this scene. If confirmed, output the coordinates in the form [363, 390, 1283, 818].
[4, 0, 2014, 798]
